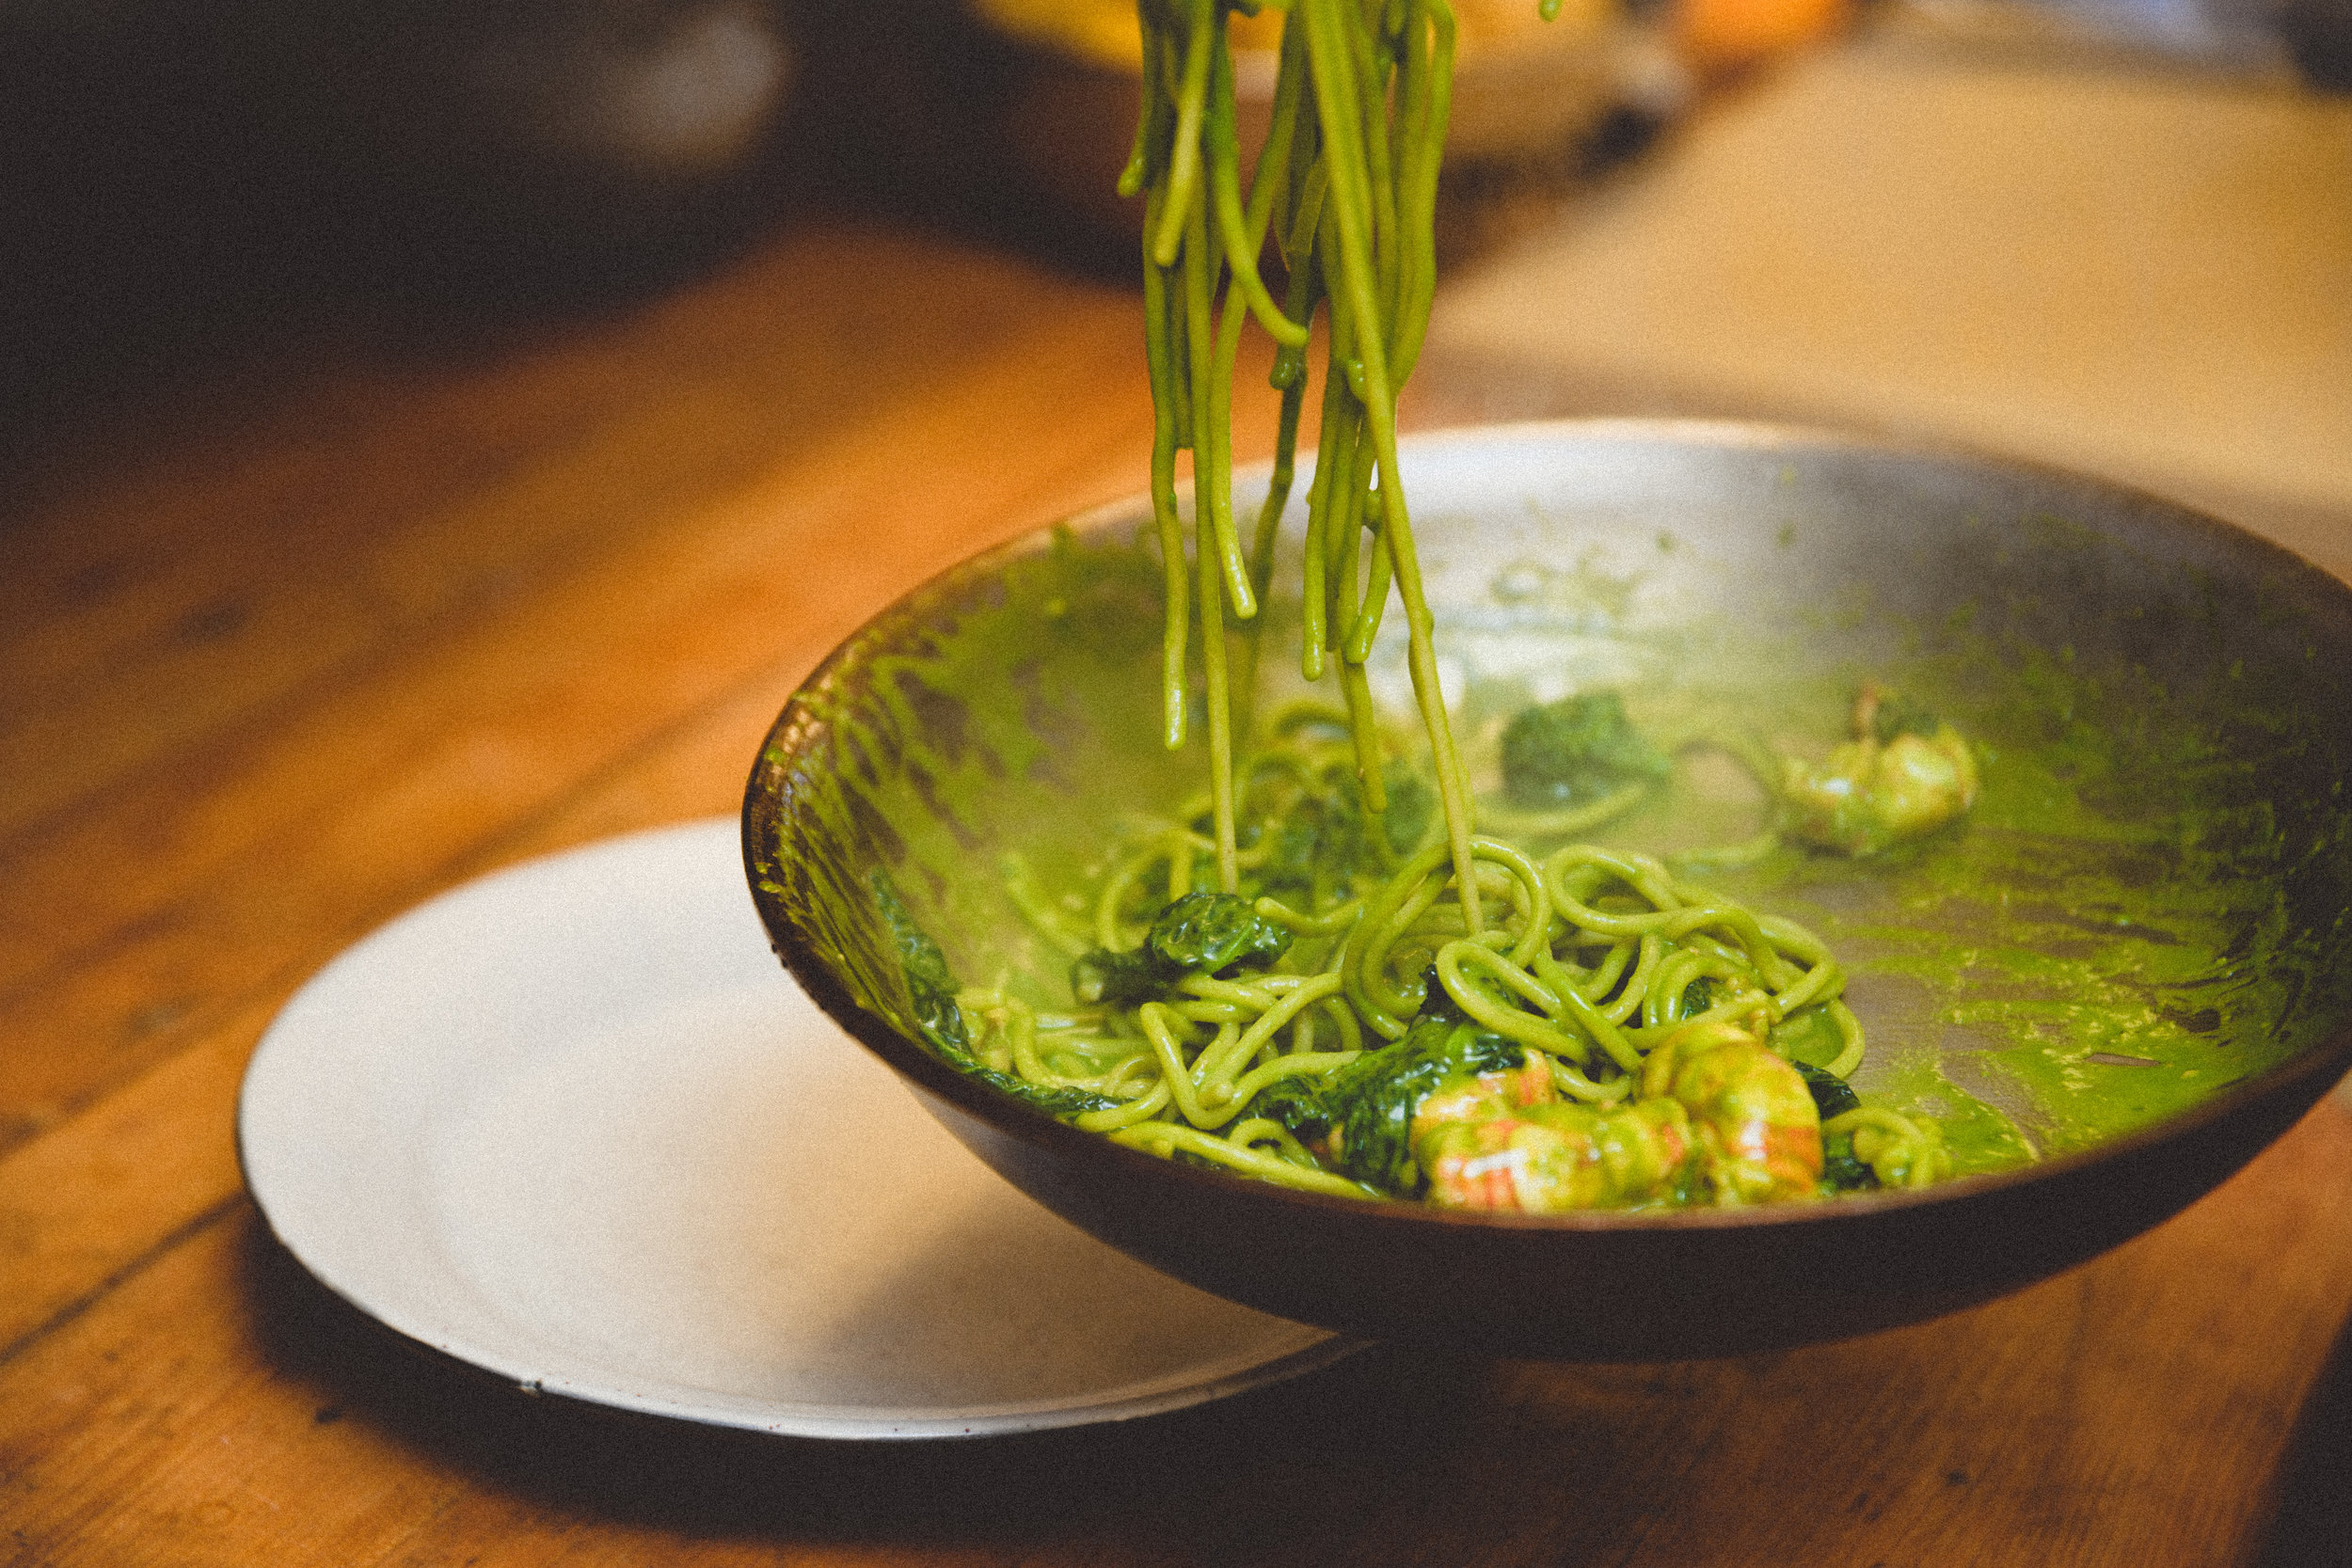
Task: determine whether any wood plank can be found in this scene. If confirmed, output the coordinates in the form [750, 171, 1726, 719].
[0, 225, 1061, 679]
[0, 338, 1291, 1340]
[0, 679, 827, 1374]
[0, 1006, 260, 1359]
[0, 304, 1178, 1152]
[3, 1101, 2347, 1565]
[0, 225, 1114, 846]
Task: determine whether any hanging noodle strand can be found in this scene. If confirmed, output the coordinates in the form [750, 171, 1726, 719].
[1129, 0, 1479, 928]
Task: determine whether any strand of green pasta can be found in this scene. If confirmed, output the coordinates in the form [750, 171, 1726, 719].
[1145, 189, 1191, 752]
[1042, 711, 1875, 1193]
[1199, 14, 1255, 623]
[1184, 166, 1244, 893]
[1232, 24, 1316, 730]
[1389, 0, 1453, 383]
[1137, 10, 1192, 753]
[1295, 0, 1481, 929]
[1130, 0, 1477, 920]
[1150, 0, 1219, 267]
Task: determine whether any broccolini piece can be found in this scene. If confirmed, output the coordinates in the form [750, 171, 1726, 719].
[1500, 691, 1671, 809]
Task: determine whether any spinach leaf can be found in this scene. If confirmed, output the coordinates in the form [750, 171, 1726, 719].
[1792, 1059, 1861, 1121]
[1147, 889, 1292, 974]
[1794, 1060, 1878, 1193]
[1867, 689, 1944, 744]
[1251, 1079, 1334, 1143]
[1067, 946, 1165, 1009]
[983, 1075, 1121, 1117]
[1301, 1012, 1526, 1196]
[1071, 890, 1293, 1006]
[1242, 758, 1433, 908]
[1821, 1146, 1880, 1193]
[873, 871, 1115, 1116]
[872, 869, 969, 1054]
[1679, 974, 1717, 1019]
[1378, 763, 1436, 859]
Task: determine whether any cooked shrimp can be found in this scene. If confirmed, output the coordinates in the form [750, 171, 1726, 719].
[1782, 682, 1979, 856]
[1407, 1020, 1828, 1210]
[1643, 1019, 1824, 1203]
[1411, 1053, 1557, 1130]
[1415, 1098, 1693, 1212]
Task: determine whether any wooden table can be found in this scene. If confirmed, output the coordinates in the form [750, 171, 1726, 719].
[5, 213, 2349, 1567]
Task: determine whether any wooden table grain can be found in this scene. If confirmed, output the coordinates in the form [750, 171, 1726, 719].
[3, 214, 2348, 1568]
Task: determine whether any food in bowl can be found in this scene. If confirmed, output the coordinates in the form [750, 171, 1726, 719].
[744, 419, 2352, 1355]
[769, 474, 2351, 1221]
[786, 0, 2348, 1224]
[894, 0, 1980, 1211]
[878, 682, 1980, 1212]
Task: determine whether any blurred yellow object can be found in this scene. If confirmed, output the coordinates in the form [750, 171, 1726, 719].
[975, 0, 1633, 257]
[975, 0, 1616, 71]
[1452, 0, 1617, 47]
[976, 0, 1272, 69]
[1671, 0, 1850, 75]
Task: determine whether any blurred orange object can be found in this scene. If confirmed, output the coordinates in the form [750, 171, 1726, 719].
[972, 0, 1630, 256]
[1672, 0, 1851, 76]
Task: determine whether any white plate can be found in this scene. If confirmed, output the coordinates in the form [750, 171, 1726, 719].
[237, 818, 1358, 1439]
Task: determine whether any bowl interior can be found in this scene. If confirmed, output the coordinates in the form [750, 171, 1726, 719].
[746, 420, 2352, 1355]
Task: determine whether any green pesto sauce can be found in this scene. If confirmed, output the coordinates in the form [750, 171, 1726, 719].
[765, 517, 2352, 1187]
[1508, 638, 2352, 1172]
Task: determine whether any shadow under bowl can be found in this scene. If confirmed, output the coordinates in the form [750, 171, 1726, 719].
[745, 420, 2352, 1360]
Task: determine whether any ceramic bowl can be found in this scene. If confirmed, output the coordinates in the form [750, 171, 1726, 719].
[744, 420, 2352, 1359]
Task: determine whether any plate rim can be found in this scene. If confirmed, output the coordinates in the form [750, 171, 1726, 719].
[235, 816, 1362, 1441]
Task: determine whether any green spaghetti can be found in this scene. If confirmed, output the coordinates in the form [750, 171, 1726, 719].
[1128, 0, 1479, 919]
[868, 0, 1970, 1210]
[898, 714, 1952, 1211]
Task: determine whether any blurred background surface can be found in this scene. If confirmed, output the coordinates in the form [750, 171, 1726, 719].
[5, 4, 2350, 1562]
[1418, 27, 2352, 579]
[3, 0, 2344, 517]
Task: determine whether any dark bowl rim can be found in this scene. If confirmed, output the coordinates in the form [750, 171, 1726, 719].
[743, 416, 2352, 1239]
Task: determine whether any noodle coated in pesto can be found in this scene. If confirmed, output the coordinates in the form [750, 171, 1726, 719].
[895, 716, 1952, 1211]
[865, 0, 1962, 1209]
